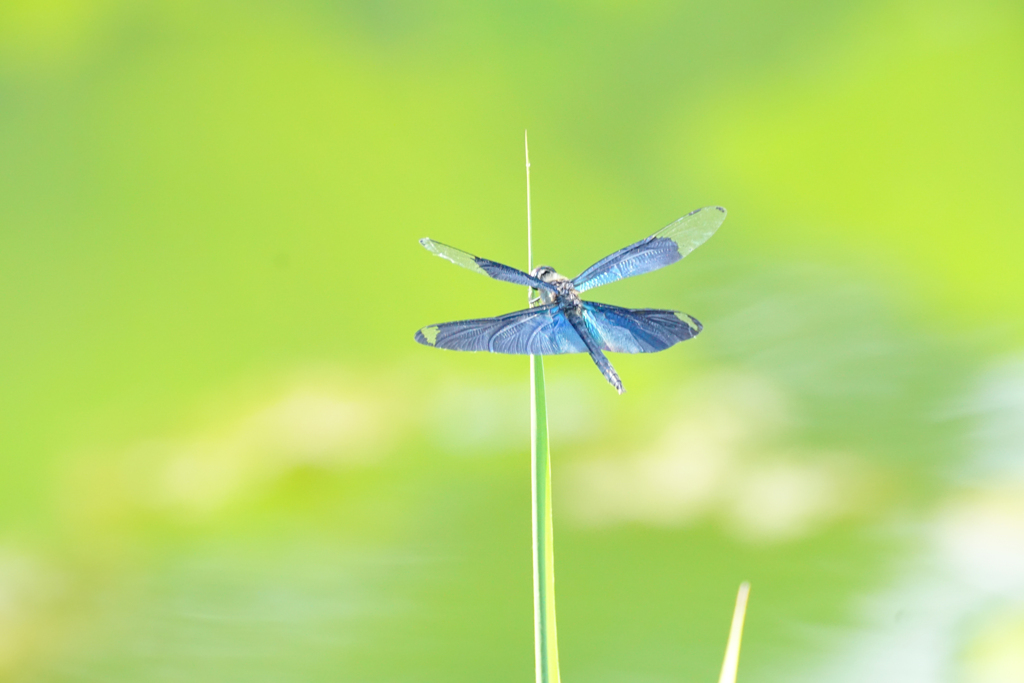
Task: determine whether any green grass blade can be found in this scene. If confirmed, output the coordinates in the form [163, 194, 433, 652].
[526, 130, 560, 683]
[717, 582, 751, 683]
[531, 354, 560, 683]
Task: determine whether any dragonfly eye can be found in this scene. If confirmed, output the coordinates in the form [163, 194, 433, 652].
[530, 265, 557, 282]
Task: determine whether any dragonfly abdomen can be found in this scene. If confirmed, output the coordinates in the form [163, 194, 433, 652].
[564, 309, 624, 394]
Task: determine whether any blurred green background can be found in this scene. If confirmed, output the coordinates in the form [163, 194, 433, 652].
[2, 1, 1024, 681]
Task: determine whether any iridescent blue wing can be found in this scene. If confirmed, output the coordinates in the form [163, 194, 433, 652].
[581, 301, 702, 353]
[420, 238, 556, 292]
[572, 206, 726, 293]
[415, 304, 587, 355]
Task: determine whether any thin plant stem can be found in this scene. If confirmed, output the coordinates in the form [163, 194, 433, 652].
[526, 130, 533, 279]
[527, 131, 561, 683]
[717, 582, 751, 683]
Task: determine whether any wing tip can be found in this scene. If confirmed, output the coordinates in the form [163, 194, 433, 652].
[415, 325, 440, 346]
[690, 205, 726, 217]
[674, 311, 703, 337]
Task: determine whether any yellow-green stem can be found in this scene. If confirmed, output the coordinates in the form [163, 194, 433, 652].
[530, 354, 560, 683]
[717, 582, 751, 683]
[526, 130, 560, 683]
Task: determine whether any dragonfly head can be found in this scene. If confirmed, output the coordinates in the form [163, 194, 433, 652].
[530, 265, 574, 307]
[530, 265, 565, 284]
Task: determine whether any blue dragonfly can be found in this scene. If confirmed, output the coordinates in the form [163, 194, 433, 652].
[415, 206, 726, 393]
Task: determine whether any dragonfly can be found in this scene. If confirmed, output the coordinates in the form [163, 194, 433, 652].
[414, 206, 726, 394]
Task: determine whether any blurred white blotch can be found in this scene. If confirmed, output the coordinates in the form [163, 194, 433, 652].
[729, 459, 853, 541]
[427, 382, 528, 455]
[564, 372, 865, 542]
[69, 382, 388, 520]
[0, 548, 63, 673]
[938, 491, 1024, 594]
[254, 390, 381, 462]
[427, 376, 612, 456]
[954, 358, 1024, 483]
[783, 356, 1024, 683]
[152, 387, 383, 514]
[962, 611, 1024, 683]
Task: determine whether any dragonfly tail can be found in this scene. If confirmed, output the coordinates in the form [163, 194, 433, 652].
[566, 311, 625, 394]
[590, 347, 624, 394]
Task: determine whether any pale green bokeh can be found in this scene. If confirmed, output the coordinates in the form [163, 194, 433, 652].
[1, 1, 1023, 681]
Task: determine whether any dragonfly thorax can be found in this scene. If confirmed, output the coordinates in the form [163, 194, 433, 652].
[530, 265, 581, 311]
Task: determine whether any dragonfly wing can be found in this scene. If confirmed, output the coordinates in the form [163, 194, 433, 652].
[572, 206, 726, 293]
[420, 238, 556, 292]
[582, 301, 702, 353]
[415, 304, 587, 355]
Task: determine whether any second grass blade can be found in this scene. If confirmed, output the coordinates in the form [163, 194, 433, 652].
[531, 353, 561, 683]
